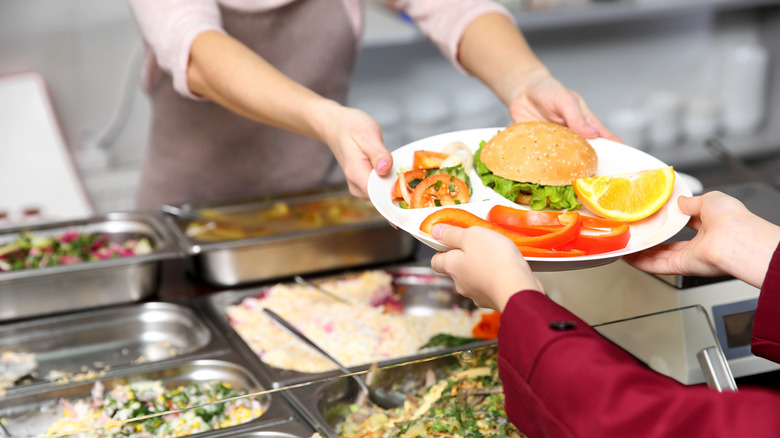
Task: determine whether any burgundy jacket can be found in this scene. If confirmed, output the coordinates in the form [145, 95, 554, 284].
[498, 245, 780, 437]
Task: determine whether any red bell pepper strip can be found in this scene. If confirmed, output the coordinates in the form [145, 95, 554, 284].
[420, 208, 583, 250]
[516, 246, 587, 258]
[489, 205, 627, 229]
[557, 225, 631, 255]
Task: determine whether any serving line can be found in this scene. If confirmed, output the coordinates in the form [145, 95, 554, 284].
[18, 346, 493, 438]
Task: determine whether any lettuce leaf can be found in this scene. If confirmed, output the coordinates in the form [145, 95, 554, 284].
[474, 140, 582, 211]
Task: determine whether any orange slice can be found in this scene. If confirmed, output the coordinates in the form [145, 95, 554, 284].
[573, 166, 676, 221]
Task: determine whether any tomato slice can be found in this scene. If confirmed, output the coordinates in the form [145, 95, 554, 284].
[413, 150, 450, 170]
[410, 174, 470, 208]
[392, 169, 428, 200]
[557, 225, 631, 255]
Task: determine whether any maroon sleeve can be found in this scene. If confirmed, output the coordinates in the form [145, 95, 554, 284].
[498, 290, 780, 438]
[751, 244, 780, 362]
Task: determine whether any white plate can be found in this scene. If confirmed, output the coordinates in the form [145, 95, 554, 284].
[368, 127, 692, 271]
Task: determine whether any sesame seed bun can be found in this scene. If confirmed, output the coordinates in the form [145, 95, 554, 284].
[481, 121, 598, 186]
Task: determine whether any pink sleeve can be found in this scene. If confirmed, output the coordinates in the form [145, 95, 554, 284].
[391, 0, 514, 72]
[498, 290, 780, 437]
[751, 243, 780, 362]
[127, 0, 225, 99]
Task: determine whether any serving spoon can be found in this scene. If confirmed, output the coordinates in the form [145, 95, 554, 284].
[262, 308, 406, 410]
[293, 275, 354, 305]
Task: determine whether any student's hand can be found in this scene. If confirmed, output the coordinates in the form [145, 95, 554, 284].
[317, 103, 393, 199]
[624, 192, 780, 289]
[507, 70, 620, 142]
[430, 224, 543, 312]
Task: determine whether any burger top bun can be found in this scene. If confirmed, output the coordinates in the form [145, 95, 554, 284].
[481, 121, 598, 186]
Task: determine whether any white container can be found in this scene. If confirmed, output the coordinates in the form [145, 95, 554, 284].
[683, 97, 721, 143]
[644, 91, 683, 150]
[719, 43, 770, 136]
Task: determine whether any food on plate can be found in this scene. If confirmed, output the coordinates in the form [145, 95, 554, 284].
[0, 231, 153, 273]
[573, 166, 676, 221]
[43, 380, 264, 436]
[327, 350, 526, 438]
[183, 196, 383, 241]
[393, 142, 473, 209]
[225, 270, 491, 373]
[410, 174, 471, 208]
[475, 121, 598, 210]
[420, 206, 630, 257]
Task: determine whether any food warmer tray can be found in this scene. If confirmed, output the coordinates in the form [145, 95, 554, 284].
[198, 416, 317, 438]
[0, 354, 300, 437]
[285, 345, 498, 438]
[0, 301, 233, 397]
[0, 211, 181, 321]
[202, 264, 496, 389]
[161, 185, 417, 287]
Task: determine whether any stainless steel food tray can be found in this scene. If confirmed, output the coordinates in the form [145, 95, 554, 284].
[162, 185, 416, 286]
[0, 356, 298, 437]
[0, 301, 225, 396]
[285, 346, 498, 438]
[0, 211, 181, 321]
[203, 265, 496, 389]
[200, 417, 317, 438]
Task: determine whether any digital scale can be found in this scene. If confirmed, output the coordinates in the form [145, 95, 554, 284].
[536, 182, 780, 385]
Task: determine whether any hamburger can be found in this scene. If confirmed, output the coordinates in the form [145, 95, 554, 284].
[475, 121, 598, 210]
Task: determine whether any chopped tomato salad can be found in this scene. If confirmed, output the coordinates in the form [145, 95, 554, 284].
[392, 143, 474, 209]
[410, 174, 470, 208]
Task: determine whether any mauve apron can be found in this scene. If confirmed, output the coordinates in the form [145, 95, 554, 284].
[136, 0, 356, 209]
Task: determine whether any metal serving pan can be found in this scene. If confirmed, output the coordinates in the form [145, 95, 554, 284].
[285, 346, 499, 438]
[0, 357, 298, 437]
[0, 211, 180, 321]
[201, 417, 317, 438]
[0, 302, 221, 396]
[204, 265, 495, 389]
[162, 185, 416, 286]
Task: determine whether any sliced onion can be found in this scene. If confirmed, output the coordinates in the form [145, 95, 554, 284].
[440, 141, 473, 172]
[398, 172, 412, 205]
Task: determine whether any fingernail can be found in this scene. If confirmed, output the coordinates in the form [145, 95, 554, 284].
[377, 158, 390, 174]
[431, 224, 444, 239]
[585, 125, 599, 134]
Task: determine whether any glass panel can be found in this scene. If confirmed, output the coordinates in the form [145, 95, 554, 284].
[594, 305, 734, 388]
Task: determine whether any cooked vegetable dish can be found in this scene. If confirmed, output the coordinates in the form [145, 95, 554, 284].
[183, 196, 383, 241]
[0, 230, 152, 272]
[327, 351, 525, 438]
[44, 380, 264, 437]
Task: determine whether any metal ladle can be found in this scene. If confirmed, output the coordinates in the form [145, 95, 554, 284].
[262, 308, 406, 410]
[293, 275, 353, 305]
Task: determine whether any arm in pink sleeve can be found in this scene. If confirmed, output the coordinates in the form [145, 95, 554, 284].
[752, 244, 780, 362]
[126, 0, 225, 98]
[499, 290, 780, 437]
[391, 0, 514, 72]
